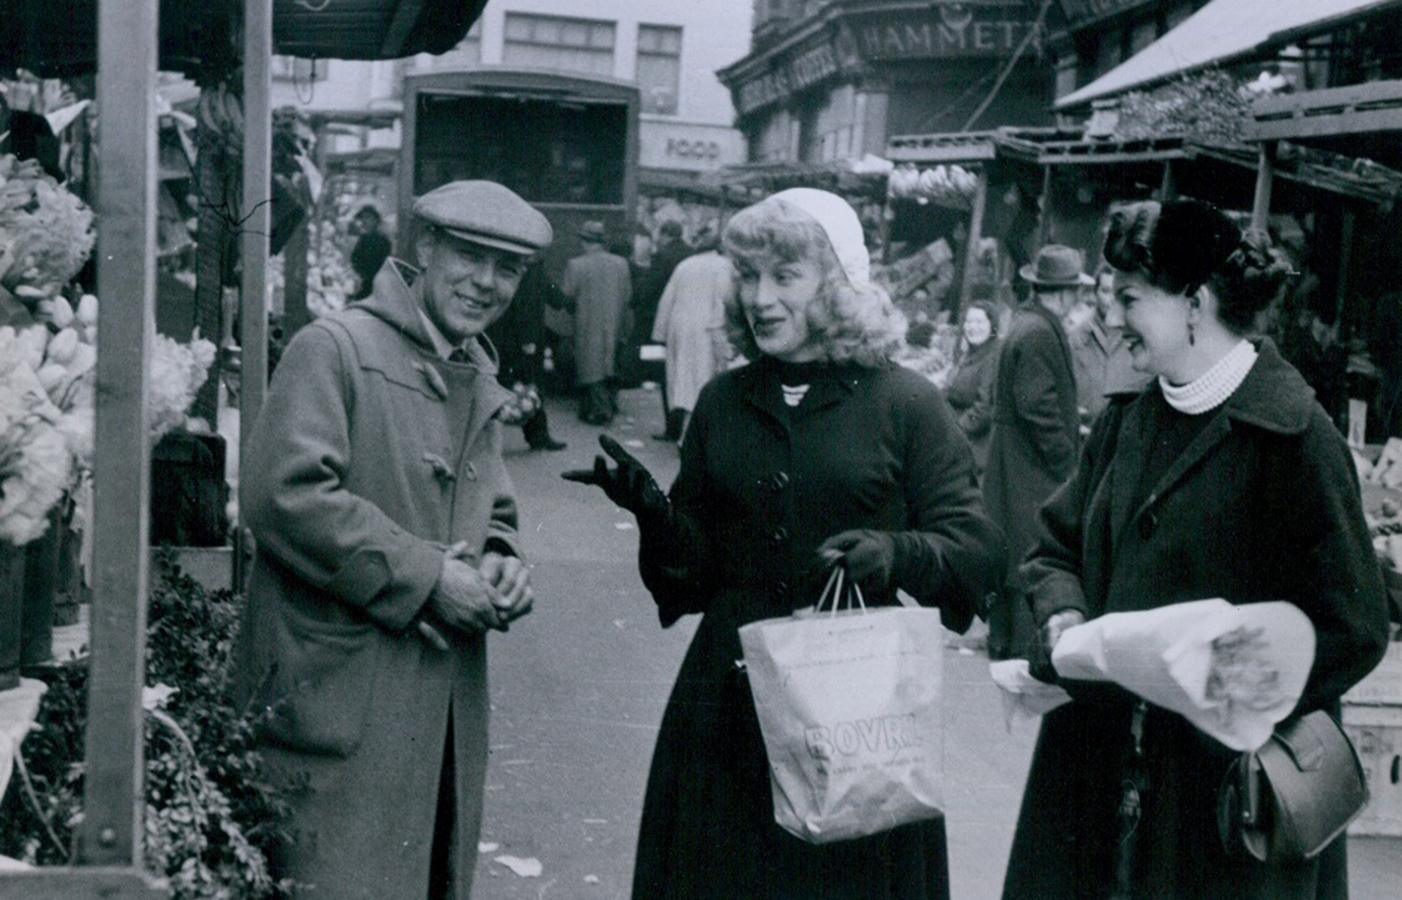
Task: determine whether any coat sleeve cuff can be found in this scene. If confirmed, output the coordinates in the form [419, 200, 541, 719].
[1030, 573, 1089, 628]
[325, 539, 445, 632]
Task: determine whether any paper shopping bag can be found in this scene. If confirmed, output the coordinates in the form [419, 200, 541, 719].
[738, 570, 945, 844]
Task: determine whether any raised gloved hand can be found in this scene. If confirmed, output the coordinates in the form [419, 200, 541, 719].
[817, 529, 899, 593]
[562, 434, 671, 525]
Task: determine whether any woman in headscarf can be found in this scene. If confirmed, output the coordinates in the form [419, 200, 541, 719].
[565, 189, 1005, 899]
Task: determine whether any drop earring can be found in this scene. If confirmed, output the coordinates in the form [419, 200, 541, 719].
[1188, 320, 1196, 346]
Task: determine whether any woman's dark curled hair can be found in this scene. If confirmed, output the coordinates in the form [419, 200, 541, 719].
[1104, 199, 1293, 333]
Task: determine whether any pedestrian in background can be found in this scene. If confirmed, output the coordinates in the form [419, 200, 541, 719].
[563, 219, 632, 425]
[642, 219, 693, 439]
[485, 259, 567, 451]
[943, 300, 1001, 476]
[982, 244, 1085, 660]
[564, 188, 1004, 899]
[650, 238, 735, 445]
[1068, 263, 1151, 432]
[348, 203, 391, 301]
[233, 180, 548, 900]
[1003, 198, 1388, 900]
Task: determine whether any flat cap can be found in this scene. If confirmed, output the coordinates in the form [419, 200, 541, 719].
[413, 181, 553, 255]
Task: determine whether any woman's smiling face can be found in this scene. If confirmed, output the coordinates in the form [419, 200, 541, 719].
[1113, 268, 1191, 378]
[735, 252, 826, 362]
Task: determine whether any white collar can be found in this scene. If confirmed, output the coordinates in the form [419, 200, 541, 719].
[1159, 340, 1258, 415]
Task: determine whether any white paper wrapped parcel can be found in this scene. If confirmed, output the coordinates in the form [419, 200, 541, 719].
[1049, 598, 1315, 752]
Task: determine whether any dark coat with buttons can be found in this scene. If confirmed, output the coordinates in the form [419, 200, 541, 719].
[631, 356, 1006, 900]
[231, 262, 519, 900]
[1002, 339, 1390, 900]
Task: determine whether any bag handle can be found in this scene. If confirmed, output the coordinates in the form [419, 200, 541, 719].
[815, 566, 867, 617]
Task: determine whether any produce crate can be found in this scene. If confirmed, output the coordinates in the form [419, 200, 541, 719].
[1343, 702, 1402, 836]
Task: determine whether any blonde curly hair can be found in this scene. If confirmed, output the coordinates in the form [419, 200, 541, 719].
[720, 197, 906, 368]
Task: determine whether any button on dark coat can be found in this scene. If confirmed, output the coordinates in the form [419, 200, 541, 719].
[630, 357, 1006, 900]
[1003, 340, 1390, 900]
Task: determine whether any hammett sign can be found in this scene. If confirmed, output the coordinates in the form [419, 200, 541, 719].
[731, 3, 1040, 116]
[851, 2, 1041, 60]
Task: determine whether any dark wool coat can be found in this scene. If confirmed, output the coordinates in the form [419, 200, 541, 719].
[983, 302, 1080, 572]
[232, 265, 519, 900]
[631, 358, 1006, 900]
[943, 337, 1000, 475]
[1003, 340, 1390, 900]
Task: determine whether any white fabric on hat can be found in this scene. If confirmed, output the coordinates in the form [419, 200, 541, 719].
[769, 188, 870, 285]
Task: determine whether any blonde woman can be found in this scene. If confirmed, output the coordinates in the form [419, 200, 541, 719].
[566, 189, 1004, 898]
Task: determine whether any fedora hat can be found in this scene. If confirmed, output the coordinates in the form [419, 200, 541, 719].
[578, 220, 607, 243]
[1020, 244, 1094, 288]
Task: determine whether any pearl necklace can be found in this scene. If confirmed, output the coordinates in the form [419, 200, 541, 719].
[1159, 340, 1258, 415]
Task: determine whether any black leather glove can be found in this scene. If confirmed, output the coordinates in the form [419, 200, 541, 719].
[562, 435, 671, 527]
[817, 529, 899, 593]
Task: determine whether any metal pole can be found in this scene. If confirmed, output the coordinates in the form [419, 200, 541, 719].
[241, 0, 273, 459]
[78, 0, 158, 867]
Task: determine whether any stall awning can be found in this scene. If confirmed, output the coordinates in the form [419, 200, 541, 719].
[1248, 79, 1402, 171]
[0, 0, 489, 76]
[1054, 0, 1398, 111]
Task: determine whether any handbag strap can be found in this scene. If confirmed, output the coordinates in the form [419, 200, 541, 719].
[815, 566, 868, 617]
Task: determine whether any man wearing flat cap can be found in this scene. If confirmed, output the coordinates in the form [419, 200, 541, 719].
[233, 180, 552, 900]
[562, 219, 632, 424]
[982, 244, 1086, 660]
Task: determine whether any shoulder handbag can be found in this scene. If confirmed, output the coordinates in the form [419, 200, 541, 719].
[1216, 710, 1368, 862]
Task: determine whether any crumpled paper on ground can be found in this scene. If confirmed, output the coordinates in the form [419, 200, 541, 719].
[1051, 599, 1315, 751]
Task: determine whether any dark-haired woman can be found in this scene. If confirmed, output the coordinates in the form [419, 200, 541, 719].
[943, 301, 1000, 476]
[1002, 199, 1389, 900]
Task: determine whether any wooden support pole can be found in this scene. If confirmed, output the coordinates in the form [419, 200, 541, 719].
[1035, 164, 1053, 248]
[1158, 159, 1175, 201]
[191, 110, 231, 426]
[1251, 142, 1275, 231]
[78, 0, 158, 868]
[956, 166, 991, 335]
[240, 0, 273, 458]
[1334, 209, 1356, 332]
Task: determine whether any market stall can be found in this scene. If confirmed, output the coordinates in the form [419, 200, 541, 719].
[1, 1, 492, 895]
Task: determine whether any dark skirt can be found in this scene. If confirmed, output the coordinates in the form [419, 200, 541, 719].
[631, 613, 951, 900]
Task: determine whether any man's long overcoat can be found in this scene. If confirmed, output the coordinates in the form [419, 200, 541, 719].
[562, 246, 632, 385]
[232, 263, 519, 900]
[1003, 340, 1390, 900]
[630, 358, 1006, 899]
[983, 302, 1080, 571]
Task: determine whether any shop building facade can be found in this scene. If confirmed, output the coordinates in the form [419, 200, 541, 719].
[718, 1, 1056, 165]
[269, 0, 751, 175]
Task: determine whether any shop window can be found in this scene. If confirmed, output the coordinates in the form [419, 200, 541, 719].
[1095, 29, 1123, 77]
[1129, 20, 1157, 55]
[503, 13, 616, 77]
[637, 25, 682, 115]
[270, 57, 327, 82]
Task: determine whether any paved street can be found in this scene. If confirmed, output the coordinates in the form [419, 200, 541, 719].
[472, 388, 1402, 900]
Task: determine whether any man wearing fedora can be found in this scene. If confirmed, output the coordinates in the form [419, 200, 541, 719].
[233, 180, 551, 900]
[563, 219, 632, 424]
[982, 244, 1087, 660]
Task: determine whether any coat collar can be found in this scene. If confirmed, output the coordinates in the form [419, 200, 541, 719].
[354, 257, 501, 378]
[1107, 338, 1314, 552]
[740, 356, 864, 427]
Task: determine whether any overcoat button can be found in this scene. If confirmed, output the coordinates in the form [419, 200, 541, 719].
[1139, 511, 1158, 538]
[771, 527, 789, 544]
[775, 581, 789, 597]
[772, 471, 790, 490]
